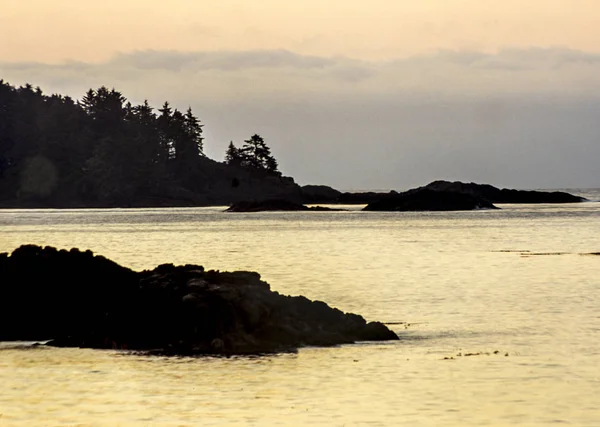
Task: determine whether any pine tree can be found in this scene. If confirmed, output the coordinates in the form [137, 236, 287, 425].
[225, 141, 242, 166]
[184, 107, 204, 156]
[265, 155, 278, 173]
[238, 134, 279, 174]
[157, 102, 175, 160]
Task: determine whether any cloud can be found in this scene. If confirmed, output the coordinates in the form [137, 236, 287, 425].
[4, 47, 600, 100]
[110, 49, 338, 71]
[405, 47, 600, 69]
[2, 48, 600, 189]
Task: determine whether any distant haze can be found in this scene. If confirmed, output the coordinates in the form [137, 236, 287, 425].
[2, 1, 600, 190]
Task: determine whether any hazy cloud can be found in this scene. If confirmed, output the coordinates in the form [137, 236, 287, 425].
[111, 49, 338, 71]
[2, 48, 600, 189]
[4, 48, 600, 98]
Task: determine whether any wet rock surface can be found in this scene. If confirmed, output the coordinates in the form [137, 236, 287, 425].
[0, 245, 397, 355]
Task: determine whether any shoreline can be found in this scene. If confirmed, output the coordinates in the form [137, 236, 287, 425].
[0, 181, 593, 210]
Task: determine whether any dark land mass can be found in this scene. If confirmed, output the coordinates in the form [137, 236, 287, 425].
[0, 81, 305, 208]
[300, 185, 401, 205]
[363, 188, 498, 211]
[225, 199, 344, 212]
[419, 180, 587, 204]
[0, 82, 587, 209]
[303, 181, 587, 206]
[0, 245, 398, 355]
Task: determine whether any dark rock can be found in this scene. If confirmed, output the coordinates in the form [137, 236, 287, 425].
[301, 185, 342, 203]
[0, 156, 306, 208]
[225, 199, 344, 212]
[0, 245, 398, 355]
[337, 190, 399, 204]
[421, 180, 586, 203]
[300, 181, 586, 206]
[363, 189, 498, 211]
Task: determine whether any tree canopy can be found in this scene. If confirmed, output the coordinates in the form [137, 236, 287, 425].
[0, 81, 209, 205]
[225, 134, 279, 174]
[0, 80, 286, 207]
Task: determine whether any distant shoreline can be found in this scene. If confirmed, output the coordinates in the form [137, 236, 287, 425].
[0, 181, 590, 210]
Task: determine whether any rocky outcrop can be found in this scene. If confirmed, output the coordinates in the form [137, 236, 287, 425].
[301, 185, 343, 203]
[363, 189, 498, 211]
[0, 245, 398, 354]
[300, 181, 587, 206]
[420, 180, 587, 204]
[361, 180, 585, 211]
[225, 199, 343, 212]
[337, 190, 400, 204]
[300, 188, 401, 205]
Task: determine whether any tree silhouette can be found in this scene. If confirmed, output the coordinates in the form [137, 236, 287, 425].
[0, 81, 211, 205]
[225, 141, 242, 166]
[184, 107, 204, 157]
[0, 80, 285, 207]
[234, 134, 279, 174]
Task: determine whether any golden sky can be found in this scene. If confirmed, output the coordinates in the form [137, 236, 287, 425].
[2, 0, 600, 63]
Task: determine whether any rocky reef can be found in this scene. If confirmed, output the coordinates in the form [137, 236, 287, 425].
[225, 199, 342, 212]
[0, 245, 398, 355]
[363, 188, 498, 211]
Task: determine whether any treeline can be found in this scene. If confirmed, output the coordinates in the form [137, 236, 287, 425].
[0, 81, 280, 206]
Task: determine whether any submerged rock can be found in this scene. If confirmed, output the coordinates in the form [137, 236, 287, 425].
[0, 245, 397, 355]
[363, 189, 498, 211]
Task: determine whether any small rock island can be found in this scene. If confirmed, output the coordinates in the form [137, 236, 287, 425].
[363, 188, 498, 211]
[360, 180, 587, 211]
[0, 245, 398, 355]
[420, 181, 587, 204]
[226, 199, 342, 212]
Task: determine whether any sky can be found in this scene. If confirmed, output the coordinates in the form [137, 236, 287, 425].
[2, 0, 600, 189]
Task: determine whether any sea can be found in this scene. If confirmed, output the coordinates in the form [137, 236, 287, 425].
[1, 188, 599, 426]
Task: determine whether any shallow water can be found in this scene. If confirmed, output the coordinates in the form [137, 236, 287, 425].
[1, 191, 599, 426]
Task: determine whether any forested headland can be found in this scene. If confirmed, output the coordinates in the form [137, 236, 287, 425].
[0, 81, 303, 207]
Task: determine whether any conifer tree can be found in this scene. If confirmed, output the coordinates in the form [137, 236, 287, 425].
[184, 107, 204, 156]
[238, 134, 279, 173]
[225, 141, 242, 166]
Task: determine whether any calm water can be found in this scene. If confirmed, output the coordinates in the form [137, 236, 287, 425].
[1, 190, 599, 426]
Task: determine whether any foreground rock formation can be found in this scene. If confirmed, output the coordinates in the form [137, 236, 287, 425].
[0, 245, 398, 355]
[363, 189, 498, 211]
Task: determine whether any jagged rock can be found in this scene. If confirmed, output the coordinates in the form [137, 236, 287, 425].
[363, 189, 498, 211]
[0, 245, 398, 355]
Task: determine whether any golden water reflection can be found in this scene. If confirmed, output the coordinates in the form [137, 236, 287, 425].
[1, 203, 600, 425]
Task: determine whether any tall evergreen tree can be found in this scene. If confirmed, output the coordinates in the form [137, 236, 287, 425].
[238, 134, 279, 174]
[224, 141, 242, 166]
[157, 102, 175, 160]
[184, 107, 204, 157]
